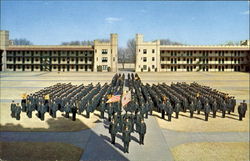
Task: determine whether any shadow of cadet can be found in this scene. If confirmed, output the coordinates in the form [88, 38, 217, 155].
[0, 117, 129, 161]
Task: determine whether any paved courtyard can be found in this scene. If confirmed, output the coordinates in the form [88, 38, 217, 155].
[0, 71, 249, 161]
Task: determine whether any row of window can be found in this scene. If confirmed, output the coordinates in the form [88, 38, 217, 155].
[7, 58, 93, 62]
[161, 65, 243, 69]
[141, 57, 155, 62]
[138, 49, 155, 54]
[161, 50, 245, 55]
[7, 65, 92, 70]
[161, 57, 244, 62]
[7, 51, 94, 54]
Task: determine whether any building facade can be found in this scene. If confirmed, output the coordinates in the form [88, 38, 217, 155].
[0, 30, 118, 72]
[135, 34, 250, 72]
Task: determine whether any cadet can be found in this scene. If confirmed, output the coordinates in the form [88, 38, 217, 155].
[99, 98, 106, 119]
[64, 102, 71, 118]
[107, 103, 113, 121]
[51, 101, 58, 118]
[160, 100, 166, 119]
[174, 101, 181, 119]
[10, 100, 16, 118]
[138, 119, 146, 145]
[15, 103, 22, 120]
[109, 118, 117, 144]
[39, 102, 47, 121]
[221, 100, 227, 118]
[242, 100, 247, 118]
[26, 100, 34, 118]
[86, 102, 92, 118]
[21, 99, 27, 112]
[122, 126, 131, 153]
[196, 99, 202, 114]
[211, 100, 218, 118]
[204, 102, 211, 121]
[189, 101, 195, 118]
[238, 103, 245, 121]
[71, 103, 77, 121]
[166, 99, 173, 121]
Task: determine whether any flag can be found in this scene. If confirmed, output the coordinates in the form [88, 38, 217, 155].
[21, 93, 27, 99]
[44, 94, 50, 100]
[106, 94, 121, 103]
[122, 91, 131, 107]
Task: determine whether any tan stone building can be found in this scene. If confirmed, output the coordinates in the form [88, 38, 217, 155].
[0, 30, 118, 72]
[135, 34, 250, 72]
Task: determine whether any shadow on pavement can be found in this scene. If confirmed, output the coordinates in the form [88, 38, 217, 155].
[0, 116, 129, 161]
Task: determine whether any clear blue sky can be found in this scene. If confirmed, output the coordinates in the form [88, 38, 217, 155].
[1, 1, 249, 47]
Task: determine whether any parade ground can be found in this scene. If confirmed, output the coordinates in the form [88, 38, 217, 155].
[0, 71, 249, 161]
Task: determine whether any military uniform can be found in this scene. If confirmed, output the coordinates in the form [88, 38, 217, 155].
[204, 102, 211, 121]
[109, 119, 117, 144]
[10, 101, 16, 118]
[122, 127, 131, 153]
[138, 120, 146, 145]
[238, 103, 245, 121]
[211, 100, 217, 118]
[189, 101, 195, 118]
[15, 103, 21, 120]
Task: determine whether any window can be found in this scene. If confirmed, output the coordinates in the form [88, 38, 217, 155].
[113, 57, 115, 62]
[152, 57, 155, 61]
[152, 65, 155, 69]
[53, 59, 56, 62]
[143, 49, 147, 54]
[152, 49, 155, 53]
[80, 66, 83, 69]
[139, 49, 140, 52]
[143, 57, 147, 62]
[71, 66, 74, 69]
[54, 66, 56, 69]
[143, 65, 147, 70]
[62, 59, 65, 62]
[80, 59, 83, 62]
[102, 49, 108, 54]
[35, 58, 39, 62]
[7, 58, 12, 61]
[161, 57, 164, 61]
[26, 59, 30, 62]
[102, 57, 108, 62]
[71, 58, 74, 61]
[102, 65, 107, 70]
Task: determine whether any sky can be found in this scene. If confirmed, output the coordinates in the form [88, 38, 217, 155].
[1, 1, 249, 47]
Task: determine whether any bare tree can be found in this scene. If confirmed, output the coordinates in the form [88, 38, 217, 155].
[12, 38, 33, 45]
[118, 47, 126, 68]
[160, 39, 183, 45]
[126, 39, 136, 63]
[96, 39, 110, 43]
[222, 41, 240, 46]
[61, 41, 81, 45]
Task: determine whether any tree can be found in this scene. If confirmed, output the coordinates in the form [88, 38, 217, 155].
[223, 41, 240, 46]
[118, 47, 127, 68]
[12, 38, 33, 45]
[126, 39, 136, 63]
[61, 40, 94, 46]
[160, 39, 183, 45]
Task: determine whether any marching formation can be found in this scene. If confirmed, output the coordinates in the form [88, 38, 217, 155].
[10, 73, 248, 153]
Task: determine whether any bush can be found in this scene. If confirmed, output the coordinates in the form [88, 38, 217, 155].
[107, 67, 111, 72]
[97, 65, 102, 72]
